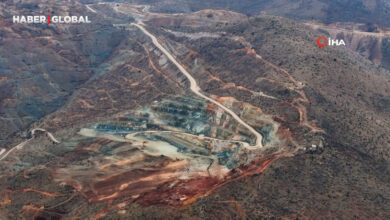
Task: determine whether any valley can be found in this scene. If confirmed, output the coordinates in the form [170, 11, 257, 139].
[0, 0, 389, 219]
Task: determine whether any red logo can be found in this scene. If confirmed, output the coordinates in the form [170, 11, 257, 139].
[316, 36, 328, 48]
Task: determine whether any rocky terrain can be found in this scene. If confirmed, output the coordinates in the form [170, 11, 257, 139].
[307, 21, 390, 69]
[0, 0, 130, 147]
[91, 0, 390, 27]
[0, 0, 390, 219]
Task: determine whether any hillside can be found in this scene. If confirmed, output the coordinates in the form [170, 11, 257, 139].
[0, 0, 130, 147]
[0, 1, 390, 219]
[114, 0, 390, 27]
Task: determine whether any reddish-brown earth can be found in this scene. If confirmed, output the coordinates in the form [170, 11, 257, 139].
[1, 1, 390, 219]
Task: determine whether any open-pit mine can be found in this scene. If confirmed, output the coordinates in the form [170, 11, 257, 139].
[1, 0, 389, 219]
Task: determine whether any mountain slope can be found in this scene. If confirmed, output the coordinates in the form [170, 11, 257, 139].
[0, 1, 390, 219]
[126, 0, 390, 27]
[0, 0, 128, 146]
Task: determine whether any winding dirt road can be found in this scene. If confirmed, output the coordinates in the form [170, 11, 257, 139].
[132, 22, 263, 148]
[0, 128, 60, 162]
[31, 128, 60, 144]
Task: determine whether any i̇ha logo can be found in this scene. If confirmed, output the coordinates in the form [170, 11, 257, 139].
[13, 15, 91, 24]
[316, 36, 346, 48]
